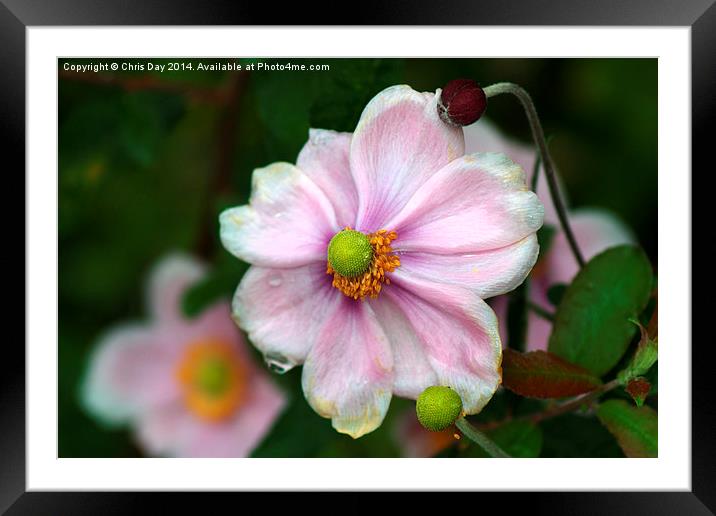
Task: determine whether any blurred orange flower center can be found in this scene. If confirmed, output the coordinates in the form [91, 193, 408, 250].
[327, 227, 401, 300]
[176, 338, 247, 422]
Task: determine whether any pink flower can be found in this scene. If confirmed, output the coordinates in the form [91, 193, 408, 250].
[220, 85, 544, 438]
[464, 121, 634, 351]
[82, 254, 286, 457]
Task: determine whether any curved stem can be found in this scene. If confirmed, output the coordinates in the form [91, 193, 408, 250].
[455, 417, 511, 458]
[483, 82, 585, 268]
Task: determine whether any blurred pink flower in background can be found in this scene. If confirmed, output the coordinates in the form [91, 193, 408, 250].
[464, 120, 635, 351]
[220, 85, 544, 438]
[82, 254, 286, 457]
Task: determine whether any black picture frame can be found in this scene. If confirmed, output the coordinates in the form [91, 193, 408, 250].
[5, 1, 712, 513]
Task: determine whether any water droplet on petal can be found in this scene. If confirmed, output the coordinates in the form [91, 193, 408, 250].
[263, 352, 295, 374]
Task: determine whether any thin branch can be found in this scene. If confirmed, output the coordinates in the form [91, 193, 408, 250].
[528, 301, 555, 322]
[476, 378, 621, 431]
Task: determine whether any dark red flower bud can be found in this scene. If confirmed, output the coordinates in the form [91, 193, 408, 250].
[437, 79, 487, 127]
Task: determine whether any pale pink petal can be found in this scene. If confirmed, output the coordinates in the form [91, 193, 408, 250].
[396, 234, 539, 300]
[147, 253, 205, 323]
[525, 288, 554, 352]
[369, 294, 438, 398]
[135, 344, 286, 458]
[546, 208, 635, 286]
[82, 324, 182, 426]
[488, 295, 509, 348]
[388, 152, 543, 254]
[189, 301, 252, 359]
[219, 162, 338, 268]
[232, 263, 340, 371]
[463, 119, 564, 225]
[174, 374, 286, 458]
[302, 298, 393, 438]
[386, 274, 502, 414]
[350, 85, 464, 231]
[134, 403, 194, 457]
[489, 286, 553, 352]
[296, 129, 358, 228]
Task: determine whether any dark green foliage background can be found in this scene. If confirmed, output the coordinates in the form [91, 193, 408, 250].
[58, 58, 657, 457]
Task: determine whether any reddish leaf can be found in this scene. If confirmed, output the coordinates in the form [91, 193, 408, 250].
[625, 377, 651, 407]
[502, 349, 602, 399]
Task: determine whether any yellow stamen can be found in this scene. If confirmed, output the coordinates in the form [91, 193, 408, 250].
[327, 227, 400, 300]
[175, 338, 247, 422]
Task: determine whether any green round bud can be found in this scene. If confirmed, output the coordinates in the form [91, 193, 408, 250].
[416, 386, 463, 432]
[327, 230, 373, 277]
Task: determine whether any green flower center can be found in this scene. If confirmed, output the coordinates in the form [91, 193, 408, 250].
[327, 229, 374, 277]
[195, 357, 232, 397]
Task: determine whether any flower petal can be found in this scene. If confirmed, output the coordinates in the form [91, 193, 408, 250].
[385, 275, 502, 414]
[396, 234, 539, 300]
[232, 263, 339, 371]
[296, 129, 358, 228]
[350, 85, 464, 230]
[463, 119, 564, 225]
[137, 373, 286, 458]
[82, 324, 181, 426]
[369, 295, 438, 398]
[388, 152, 544, 253]
[220, 162, 338, 268]
[148, 253, 205, 323]
[302, 298, 393, 438]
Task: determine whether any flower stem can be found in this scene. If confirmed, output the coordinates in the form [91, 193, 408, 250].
[475, 378, 622, 432]
[455, 417, 511, 458]
[483, 82, 586, 268]
[526, 378, 621, 424]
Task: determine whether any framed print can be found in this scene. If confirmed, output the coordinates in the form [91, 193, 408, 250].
[4, 0, 713, 513]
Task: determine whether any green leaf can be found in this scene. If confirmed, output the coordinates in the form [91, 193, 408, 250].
[502, 349, 602, 399]
[617, 319, 658, 384]
[546, 283, 567, 307]
[597, 399, 657, 457]
[253, 66, 319, 161]
[465, 420, 542, 458]
[540, 413, 624, 457]
[309, 59, 404, 132]
[645, 362, 658, 395]
[548, 245, 653, 376]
